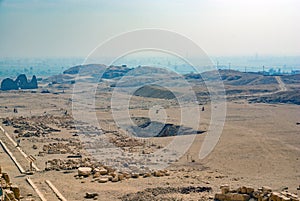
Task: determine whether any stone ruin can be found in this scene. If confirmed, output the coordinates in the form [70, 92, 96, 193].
[2, 117, 60, 138]
[1, 74, 38, 90]
[76, 166, 171, 183]
[0, 166, 21, 201]
[41, 141, 82, 155]
[45, 158, 96, 171]
[215, 185, 299, 201]
[44, 157, 171, 183]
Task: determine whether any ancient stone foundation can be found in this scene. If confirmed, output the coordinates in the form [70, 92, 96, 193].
[0, 167, 21, 201]
[215, 185, 299, 201]
[76, 166, 170, 183]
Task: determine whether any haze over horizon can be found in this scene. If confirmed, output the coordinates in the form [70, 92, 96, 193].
[0, 0, 299, 58]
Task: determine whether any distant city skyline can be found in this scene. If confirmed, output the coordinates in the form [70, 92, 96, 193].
[0, 0, 299, 57]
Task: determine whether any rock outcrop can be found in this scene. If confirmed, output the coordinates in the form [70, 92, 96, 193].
[0, 78, 18, 90]
[1, 74, 38, 90]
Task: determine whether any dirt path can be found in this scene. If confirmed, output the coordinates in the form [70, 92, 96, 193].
[227, 76, 287, 98]
[275, 76, 287, 92]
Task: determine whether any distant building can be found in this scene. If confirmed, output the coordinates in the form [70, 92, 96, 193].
[291, 70, 300, 75]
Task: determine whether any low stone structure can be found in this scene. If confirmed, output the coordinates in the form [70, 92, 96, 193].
[42, 141, 82, 155]
[71, 163, 171, 183]
[215, 185, 299, 201]
[0, 167, 21, 201]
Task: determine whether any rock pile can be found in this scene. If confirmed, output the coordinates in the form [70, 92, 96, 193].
[45, 158, 101, 171]
[75, 165, 171, 183]
[0, 167, 21, 201]
[106, 131, 160, 154]
[215, 185, 299, 201]
[108, 133, 145, 149]
[2, 114, 101, 137]
[2, 116, 61, 137]
[121, 186, 212, 201]
[42, 141, 82, 155]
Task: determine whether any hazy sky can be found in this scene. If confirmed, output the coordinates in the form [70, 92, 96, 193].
[0, 0, 299, 57]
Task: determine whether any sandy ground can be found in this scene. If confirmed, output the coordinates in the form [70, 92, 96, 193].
[0, 87, 299, 200]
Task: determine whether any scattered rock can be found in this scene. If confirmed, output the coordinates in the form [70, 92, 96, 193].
[111, 177, 119, 182]
[131, 173, 139, 179]
[98, 177, 109, 183]
[121, 186, 211, 201]
[220, 184, 230, 194]
[215, 185, 299, 201]
[99, 168, 108, 175]
[78, 167, 92, 177]
[262, 186, 272, 193]
[85, 192, 98, 199]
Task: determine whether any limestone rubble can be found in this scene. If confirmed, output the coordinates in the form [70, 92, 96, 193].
[215, 185, 299, 201]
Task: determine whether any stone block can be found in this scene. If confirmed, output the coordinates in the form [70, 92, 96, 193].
[246, 187, 255, 194]
[231, 193, 250, 201]
[93, 172, 100, 178]
[99, 168, 108, 175]
[215, 193, 226, 201]
[111, 177, 119, 182]
[98, 177, 108, 183]
[241, 186, 247, 194]
[10, 185, 20, 199]
[131, 173, 139, 178]
[280, 195, 291, 201]
[78, 167, 92, 177]
[118, 174, 124, 181]
[143, 172, 151, 178]
[262, 186, 272, 194]
[220, 184, 230, 194]
[2, 173, 10, 184]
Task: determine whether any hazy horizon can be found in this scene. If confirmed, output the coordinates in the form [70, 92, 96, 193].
[0, 0, 299, 58]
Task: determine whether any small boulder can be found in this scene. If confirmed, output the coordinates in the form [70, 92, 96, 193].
[99, 168, 108, 175]
[98, 177, 108, 183]
[262, 186, 272, 194]
[85, 192, 98, 199]
[78, 167, 92, 177]
[111, 177, 119, 182]
[131, 173, 139, 178]
[220, 184, 230, 194]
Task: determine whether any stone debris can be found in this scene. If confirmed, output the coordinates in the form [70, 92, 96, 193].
[98, 177, 109, 183]
[1, 114, 100, 138]
[63, 162, 172, 183]
[45, 151, 171, 183]
[85, 192, 98, 199]
[0, 167, 21, 201]
[121, 186, 212, 201]
[99, 167, 108, 175]
[104, 130, 161, 154]
[78, 167, 92, 177]
[109, 133, 145, 148]
[45, 158, 101, 171]
[215, 185, 299, 201]
[2, 115, 63, 137]
[42, 141, 82, 155]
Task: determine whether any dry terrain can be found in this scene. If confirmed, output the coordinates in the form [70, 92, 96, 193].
[0, 67, 299, 201]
